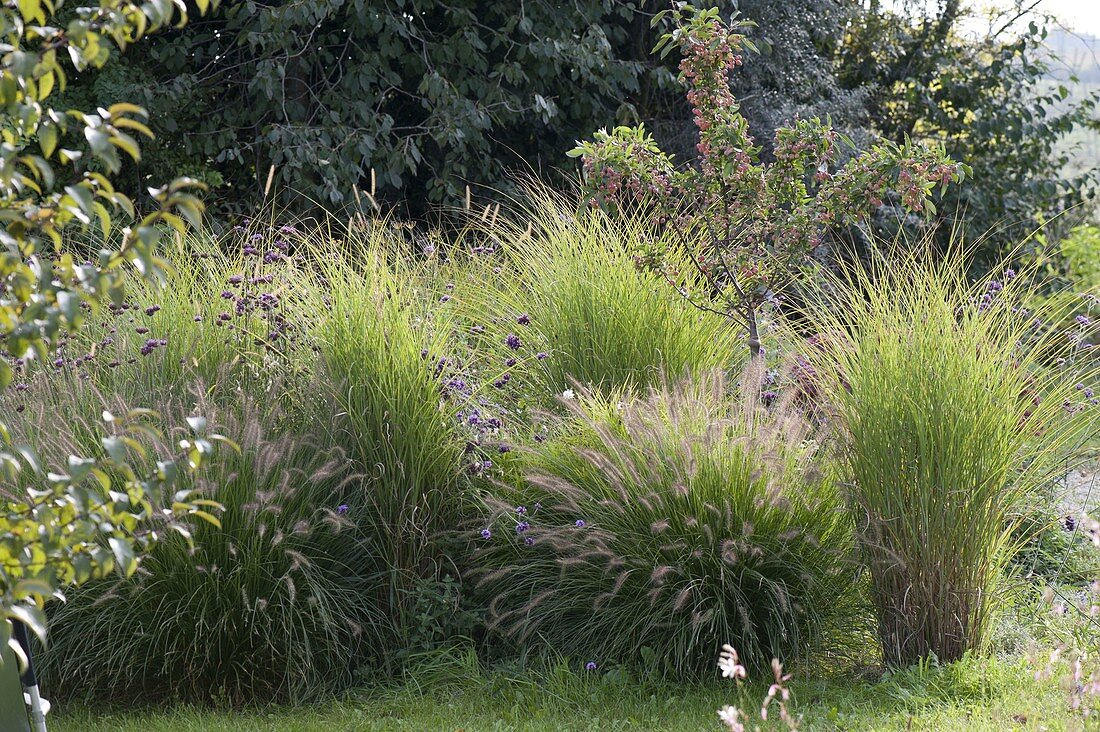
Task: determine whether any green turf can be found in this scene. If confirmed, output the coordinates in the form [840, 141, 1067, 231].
[50, 653, 1084, 731]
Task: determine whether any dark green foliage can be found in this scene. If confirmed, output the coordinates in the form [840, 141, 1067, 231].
[67, 0, 692, 214]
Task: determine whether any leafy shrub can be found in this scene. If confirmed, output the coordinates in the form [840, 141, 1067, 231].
[840, 4, 1098, 260]
[0, 0, 223, 644]
[28, 383, 378, 704]
[471, 365, 855, 676]
[801, 249, 1100, 666]
[1061, 225, 1100, 291]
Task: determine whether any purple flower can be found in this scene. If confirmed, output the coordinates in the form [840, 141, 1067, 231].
[524, 536, 535, 546]
[504, 357, 516, 367]
[440, 295, 452, 303]
[516, 313, 531, 326]
[575, 519, 586, 528]
[498, 443, 511, 453]
[337, 504, 349, 515]
[536, 351, 548, 361]
[585, 661, 597, 671]
[144, 305, 161, 316]
[505, 334, 521, 350]
[480, 528, 492, 540]
[515, 506, 527, 515]
[1077, 315, 1092, 326]
[515, 521, 530, 534]
[221, 291, 234, 299]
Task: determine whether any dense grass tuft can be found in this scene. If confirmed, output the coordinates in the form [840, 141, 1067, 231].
[471, 363, 856, 676]
[456, 185, 742, 399]
[800, 247, 1100, 666]
[30, 383, 379, 704]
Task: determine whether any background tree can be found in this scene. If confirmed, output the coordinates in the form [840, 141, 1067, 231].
[839, 0, 1099, 265]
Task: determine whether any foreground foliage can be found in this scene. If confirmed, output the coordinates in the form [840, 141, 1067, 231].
[0, 0, 223, 648]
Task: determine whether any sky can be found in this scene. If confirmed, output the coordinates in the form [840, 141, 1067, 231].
[1035, 0, 1100, 35]
[967, 0, 1100, 35]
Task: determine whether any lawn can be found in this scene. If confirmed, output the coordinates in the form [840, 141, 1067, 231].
[51, 653, 1083, 731]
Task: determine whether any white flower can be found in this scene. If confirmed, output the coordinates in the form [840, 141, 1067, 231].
[561, 388, 575, 400]
[717, 706, 745, 732]
[718, 644, 747, 680]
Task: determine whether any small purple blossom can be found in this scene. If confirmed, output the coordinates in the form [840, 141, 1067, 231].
[516, 313, 531, 326]
[1077, 315, 1092, 326]
[524, 536, 535, 546]
[480, 528, 492, 540]
[336, 504, 349, 515]
[515, 506, 527, 515]
[536, 351, 548, 360]
[515, 521, 530, 534]
[585, 661, 597, 671]
[575, 519, 586, 528]
[505, 334, 521, 350]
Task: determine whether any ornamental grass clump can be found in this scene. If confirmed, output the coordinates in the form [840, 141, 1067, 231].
[800, 249, 1100, 667]
[22, 383, 378, 704]
[459, 184, 741, 399]
[472, 363, 855, 675]
[306, 228, 468, 615]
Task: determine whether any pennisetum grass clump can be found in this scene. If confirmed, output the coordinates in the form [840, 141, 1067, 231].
[471, 362, 855, 676]
[799, 245, 1100, 667]
[23, 379, 381, 704]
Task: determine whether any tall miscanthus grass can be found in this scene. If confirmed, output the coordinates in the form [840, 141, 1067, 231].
[303, 226, 468, 619]
[455, 184, 742, 400]
[471, 363, 855, 675]
[799, 248, 1100, 667]
[16, 378, 380, 704]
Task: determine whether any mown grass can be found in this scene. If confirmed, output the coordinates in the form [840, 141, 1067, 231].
[51, 652, 1078, 731]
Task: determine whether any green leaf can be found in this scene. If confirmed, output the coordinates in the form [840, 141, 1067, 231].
[108, 537, 137, 577]
[8, 604, 48, 645]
